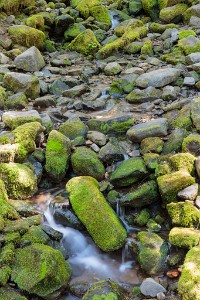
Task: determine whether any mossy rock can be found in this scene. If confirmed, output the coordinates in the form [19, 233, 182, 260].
[8, 25, 45, 50]
[0, 180, 19, 220]
[159, 4, 188, 23]
[158, 0, 184, 10]
[167, 201, 200, 227]
[82, 279, 125, 300]
[141, 137, 164, 155]
[68, 29, 100, 55]
[5, 92, 28, 110]
[2, 111, 41, 131]
[71, 147, 105, 181]
[59, 118, 88, 141]
[178, 246, 200, 300]
[0, 86, 7, 110]
[0, 285, 28, 300]
[0, 163, 38, 199]
[0, 243, 15, 267]
[64, 23, 86, 41]
[120, 180, 159, 207]
[157, 171, 195, 203]
[169, 153, 195, 174]
[114, 19, 143, 37]
[21, 226, 49, 245]
[3, 215, 41, 235]
[11, 244, 71, 299]
[90, 5, 111, 28]
[136, 231, 168, 275]
[162, 128, 188, 154]
[143, 153, 159, 171]
[140, 40, 153, 56]
[134, 209, 150, 226]
[66, 176, 127, 252]
[171, 104, 192, 131]
[178, 36, 200, 55]
[150, 22, 178, 33]
[182, 134, 200, 156]
[178, 30, 196, 40]
[169, 227, 200, 249]
[26, 14, 45, 31]
[141, 0, 159, 21]
[110, 157, 148, 187]
[0, 0, 35, 15]
[45, 130, 71, 183]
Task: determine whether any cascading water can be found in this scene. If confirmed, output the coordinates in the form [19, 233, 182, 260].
[109, 11, 120, 29]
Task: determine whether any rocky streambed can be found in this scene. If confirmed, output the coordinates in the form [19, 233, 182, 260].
[1, 0, 200, 299]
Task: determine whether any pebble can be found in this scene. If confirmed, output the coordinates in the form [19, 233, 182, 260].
[140, 278, 166, 297]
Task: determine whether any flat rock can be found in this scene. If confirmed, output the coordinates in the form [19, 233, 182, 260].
[140, 278, 166, 297]
[127, 118, 168, 142]
[178, 184, 198, 201]
[2, 110, 41, 129]
[135, 68, 181, 88]
[62, 84, 90, 98]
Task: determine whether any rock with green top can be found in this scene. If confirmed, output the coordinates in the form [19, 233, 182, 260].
[110, 157, 148, 187]
[21, 226, 49, 246]
[14, 46, 45, 72]
[178, 36, 200, 55]
[0, 163, 38, 199]
[182, 134, 200, 156]
[136, 231, 168, 275]
[129, 0, 143, 15]
[169, 153, 195, 174]
[8, 25, 45, 50]
[26, 14, 44, 31]
[126, 86, 162, 103]
[68, 29, 100, 55]
[169, 227, 200, 249]
[149, 22, 178, 33]
[114, 19, 143, 37]
[11, 244, 71, 299]
[141, 137, 164, 155]
[0, 0, 35, 15]
[171, 104, 192, 131]
[157, 171, 195, 203]
[0, 86, 7, 109]
[59, 118, 88, 141]
[134, 209, 150, 226]
[178, 246, 200, 300]
[45, 130, 71, 182]
[66, 176, 127, 251]
[71, 147, 105, 181]
[146, 219, 161, 232]
[120, 180, 159, 207]
[159, 4, 188, 23]
[141, 0, 159, 20]
[3, 72, 40, 99]
[5, 92, 28, 110]
[82, 279, 125, 300]
[64, 23, 86, 41]
[167, 201, 200, 227]
[0, 180, 19, 220]
[158, 0, 184, 10]
[0, 285, 28, 300]
[178, 30, 196, 40]
[162, 128, 188, 154]
[2, 111, 41, 130]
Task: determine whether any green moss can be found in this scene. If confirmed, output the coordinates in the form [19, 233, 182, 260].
[115, 19, 143, 37]
[0, 0, 35, 15]
[142, 0, 159, 20]
[141, 137, 164, 155]
[0, 244, 15, 267]
[8, 25, 45, 50]
[5, 92, 28, 110]
[140, 40, 153, 56]
[134, 209, 150, 226]
[0, 163, 38, 200]
[169, 153, 195, 174]
[0, 86, 7, 109]
[5, 232, 21, 246]
[143, 153, 159, 171]
[0, 285, 28, 300]
[90, 5, 111, 27]
[182, 134, 200, 155]
[159, 4, 188, 23]
[71, 147, 105, 181]
[4, 215, 41, 235]
[0, 266, 11, 287]
[110, 157, 148, 187]
[26, 14, 44, 31]
[157, 171, 195, 203]
[45, 40, 56, 52]
[76, 0, 101, 18]
[66, 176, 127, 252]
[45, 130, 71, 182]
[178, 246, 200, 300]
[171, 105, 192, 130]
[0, 180, 19, 220]
[167, 202, 200, 227]
[125, 42, 142, 54]
[169, 227, 200, 249]
[87, 117, 134, 134]
[59, 118, 88, 140]
[21, 226, 49, 245]
[146, 219, 161, 232]
[64, 23, 86, 41]
[11, 244, 71, 299]
[178, 30, 196, 40]
[178, 36, 200, 55]
[150, 22, 178, 33]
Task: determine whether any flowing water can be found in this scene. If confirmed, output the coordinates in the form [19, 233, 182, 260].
[109, 11, 120, 29]
[37, 191, 142, 299]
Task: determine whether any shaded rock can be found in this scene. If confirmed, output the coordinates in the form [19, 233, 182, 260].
[14, 46, 45, 72]
[182, 134, 200, 156]
[191, 98, 200, 131]
[162, 128, 188, 154]
[53, 208, 84, 230]
[0, 285, 27, 300]
[66, 176, 127, 251]
[140, 278, 166, 297]
[99, 139, 124, 164]
[127, 118, 168, 142]
[178, 184, 198, 201]
[0, 180, 19, 220]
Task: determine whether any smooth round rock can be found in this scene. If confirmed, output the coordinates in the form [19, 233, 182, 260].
[140, 278, 166, 297]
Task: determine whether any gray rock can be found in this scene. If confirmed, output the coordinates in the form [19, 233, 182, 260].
[62, 84, 90, 98]
[0, 53, 9, 64]
[14, 46, 45, 71]
[162, 85, 180, 101]
[2, 110, 41, 129]
[127, 118, 169, 142]
[126, 86, 162, 103]
[178, 184, 198, 201]
[140, 278, 166, 297]
[195, 156, 200, 179]
[190, 15, 200, 26]
[191, 98, 200, 131]
[99, 139, 124, 164]
[186, 52, 200, 64]
[135, 68, 181, 88]
[87, 131, 107, 146]
[104, 62, 123, 75]
[183, 76, 195, 86]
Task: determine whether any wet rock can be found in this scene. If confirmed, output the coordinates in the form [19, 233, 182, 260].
[135, 68, 181, 88]
[40, 224, 63, 241]
[99, 139, 124, 164]
[127, 118, 168, 142]
[66, 176, 127, 251]
[14, 46, 45, 72]
[178, 184, 198, 201]
[140, 278, 166, 297]
[53, 208, 84, 230]
[3, 72, 40, 99]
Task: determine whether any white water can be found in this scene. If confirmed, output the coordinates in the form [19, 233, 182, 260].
[110, 11, 120, 29]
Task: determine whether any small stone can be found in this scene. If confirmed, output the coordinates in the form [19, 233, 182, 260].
[140, 278, 166, 297]
[178, 184, 198, 201]
[166, 269, 180, 278]
[195, 196, 200, 208]
[183, 77, 195, 86]
[157, 292, 166, 300]
[104, 62, 123, 75]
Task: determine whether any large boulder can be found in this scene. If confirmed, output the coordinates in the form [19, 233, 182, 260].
[66, 176, 127, 251]
[2, 111, 41, 130]
[0, 0, 35, 15]
[169, 227, 200, 249]
[11, 244, 71, 299]
[141, 0, 159, 20]
[0, 180, 19, 220]
[8, 25, 45, 50]
[178, 246, 200, 300]
[71, 147, 105, 181]
[0, 163, 38, 199]
[3, 73, 40, 99]
[159, 4, 188, 23]
[45, 130, 71, 182]
[14, 46, 45, 72]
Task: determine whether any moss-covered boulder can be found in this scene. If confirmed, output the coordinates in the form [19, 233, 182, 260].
[0, 180, 19, 220]
[134, 209, 150, 226]
[11, 244, 71, 299]
[182, 134, 200, 156]
[167, 201, 200, 227]
[141, 0, 159, 20]
[64, 23, 86, 41]
[157, 171, 195, 203]
[66, 176, 127, 251]
[71, 147, 105, 181]
[0, 163, 38, 199]
[178, 36, 200, 55]
[141, 137, 164, 155]
[2, 111, 41, 130]
[59, 118, 88, 141]
[110, 158, 148, 187]
[169, 153, 195, 174]
[159, 4, 188, 23]
[45, 130, 71, 182]
[3, 72, 40, 99]
[178, 246, 200, 300]
[0, 285, 28, 300]
[136, 231, 168, 275]
[0, 0, 35, 15]
[68, 29, 100, 55]
[169, 227, 200, 249]
[8, 25, 45, 50]
[82, 279, 125, 300]
[26, 14, 44, 31]
[119, 180, 159, 207]
[21, 226, 49, 245]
